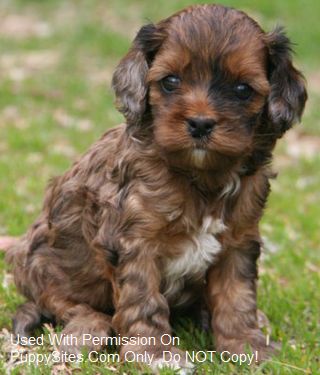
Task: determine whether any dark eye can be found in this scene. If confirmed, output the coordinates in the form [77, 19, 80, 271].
[234, 83, 253, 100]
[160, 75, 181, 93]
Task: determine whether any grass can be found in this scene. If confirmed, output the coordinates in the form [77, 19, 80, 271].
[0, 0, 319, 374]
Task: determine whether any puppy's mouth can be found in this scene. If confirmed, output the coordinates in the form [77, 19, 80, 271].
[192, 136, 211, 150]
[189, 136, 216, 168]
[191, 134, 212, 152]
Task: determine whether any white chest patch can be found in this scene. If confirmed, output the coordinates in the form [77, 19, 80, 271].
[163, 217, 226, 305]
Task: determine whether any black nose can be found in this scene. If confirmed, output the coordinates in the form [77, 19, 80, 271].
[187, 117, 216, 139]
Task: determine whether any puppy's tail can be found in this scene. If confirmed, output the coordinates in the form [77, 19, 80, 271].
[5, 238, 44, 337]
[12, 301, 42, 337]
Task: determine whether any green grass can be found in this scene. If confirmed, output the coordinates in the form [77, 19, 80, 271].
[0, 0, 319, 374]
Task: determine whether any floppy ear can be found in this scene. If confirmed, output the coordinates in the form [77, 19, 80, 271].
[266, 27, 307, 136]
[112, 24, 164, 130]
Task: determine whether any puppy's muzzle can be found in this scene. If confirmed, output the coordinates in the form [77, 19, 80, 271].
[187, 117, 216, 139]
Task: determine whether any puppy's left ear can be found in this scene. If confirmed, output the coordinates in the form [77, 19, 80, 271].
[112, 24, 164, 130]
[266, 27, 307, 136]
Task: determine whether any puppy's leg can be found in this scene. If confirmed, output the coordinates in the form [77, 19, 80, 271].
[207, 240, 278, 361]
[112, 247, 193, 373]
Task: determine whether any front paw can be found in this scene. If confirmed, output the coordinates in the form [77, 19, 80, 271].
[151, 348, 194, 374]
[216, 329, 280, 363]
[57, 317, 111, 355]
[122, 346, 194, 374]
[57, 324, 94, 356]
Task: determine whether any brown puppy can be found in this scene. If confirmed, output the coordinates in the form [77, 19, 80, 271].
[6, 4, 306, 372]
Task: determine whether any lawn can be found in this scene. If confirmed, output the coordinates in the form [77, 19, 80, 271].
[0, 0, 319, 374]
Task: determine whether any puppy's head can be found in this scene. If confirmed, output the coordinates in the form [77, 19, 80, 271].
[112, 5, 307, 170]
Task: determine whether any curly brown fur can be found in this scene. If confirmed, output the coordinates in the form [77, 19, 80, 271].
[6, 4, 306, 372]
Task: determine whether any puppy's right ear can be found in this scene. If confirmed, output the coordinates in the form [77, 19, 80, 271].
[112, 24, 164, 130]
